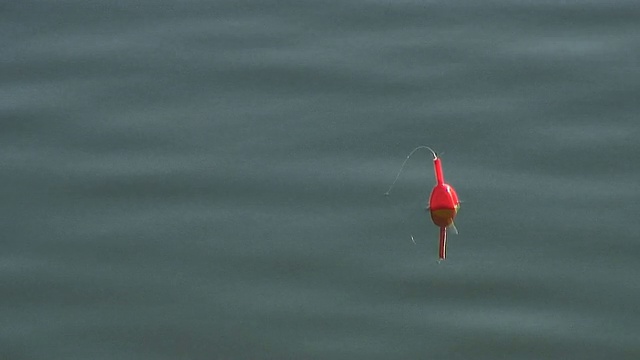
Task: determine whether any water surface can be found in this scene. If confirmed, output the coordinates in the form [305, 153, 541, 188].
[2, 1, 640, 359]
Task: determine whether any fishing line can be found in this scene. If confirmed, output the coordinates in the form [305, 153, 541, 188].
[384, 146, 437, 196]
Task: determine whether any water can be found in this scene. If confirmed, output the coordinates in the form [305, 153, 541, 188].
[3, 1, 640, 359]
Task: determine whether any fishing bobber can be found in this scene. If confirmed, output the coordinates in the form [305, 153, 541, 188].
[428, 154, 460, 260]
[385, 146, 460, 260]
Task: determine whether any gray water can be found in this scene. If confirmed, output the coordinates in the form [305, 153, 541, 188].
[3, 1, 640, 359]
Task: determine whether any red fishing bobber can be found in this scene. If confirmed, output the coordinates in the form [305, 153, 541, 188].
[427, 151, 460, 260]
[385, 146, 460, 260]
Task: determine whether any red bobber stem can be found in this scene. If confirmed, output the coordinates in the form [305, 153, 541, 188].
[433, 158, 444, 185]
[439, 226, 447, 260]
